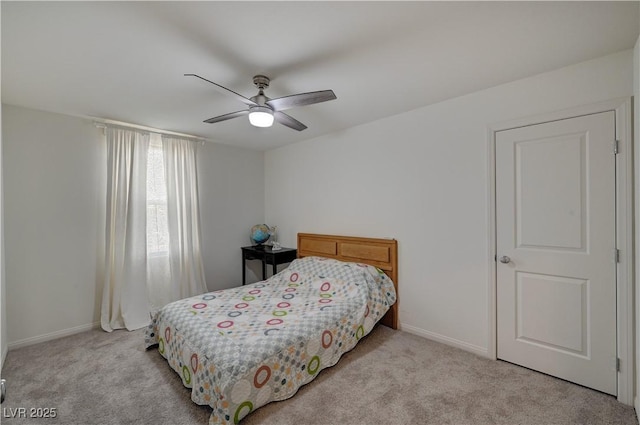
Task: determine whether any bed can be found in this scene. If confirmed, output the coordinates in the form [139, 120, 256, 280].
[144, 233, 398, 424]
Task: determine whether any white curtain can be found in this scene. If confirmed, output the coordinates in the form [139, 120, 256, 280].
[146, 134, 173, 311]
[162, 136, 207, 301]
[101, 128, 150, 332]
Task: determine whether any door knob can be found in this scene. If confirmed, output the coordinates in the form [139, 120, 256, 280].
[499, 256, 511, 264]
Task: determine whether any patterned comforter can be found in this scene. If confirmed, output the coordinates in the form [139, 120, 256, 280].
[144, 256, 397, 424]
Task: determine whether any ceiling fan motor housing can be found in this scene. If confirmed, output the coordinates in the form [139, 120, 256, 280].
[250, 75, 271, 106]
[253, 75, 270, 90]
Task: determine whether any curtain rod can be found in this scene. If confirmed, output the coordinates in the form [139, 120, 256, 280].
[91, 117, 210, 143]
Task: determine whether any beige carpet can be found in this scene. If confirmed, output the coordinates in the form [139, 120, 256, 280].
[1, 325, 637, 425]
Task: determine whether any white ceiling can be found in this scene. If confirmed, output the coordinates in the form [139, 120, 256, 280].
[2, 1, 638, 150]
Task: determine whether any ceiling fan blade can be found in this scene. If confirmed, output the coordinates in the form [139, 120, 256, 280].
[185, 74, 257, 107]
[203, 110, 249, 124]
[274, 111, 308, 131]
[266, 90, 336, 111]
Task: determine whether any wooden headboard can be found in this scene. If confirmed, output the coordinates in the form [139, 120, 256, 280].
[297, 233, 398, 330]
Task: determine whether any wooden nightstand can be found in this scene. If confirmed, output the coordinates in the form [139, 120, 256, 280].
[241, 245, 297, 285]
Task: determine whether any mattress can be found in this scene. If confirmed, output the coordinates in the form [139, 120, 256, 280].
[144, 256, 396, 424]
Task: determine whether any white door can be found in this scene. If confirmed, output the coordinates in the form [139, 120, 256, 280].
[496, 111, 617, 395]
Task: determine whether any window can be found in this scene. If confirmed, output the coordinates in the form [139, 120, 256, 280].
[146, 134, 169, 255]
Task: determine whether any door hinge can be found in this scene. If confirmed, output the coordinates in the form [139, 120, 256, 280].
[614, 249, 620, 263]
[616, 357, 621, 372]
[613, 140, 619, 155]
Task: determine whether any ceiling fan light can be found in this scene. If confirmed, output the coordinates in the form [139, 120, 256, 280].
[248, 106, 274, 128]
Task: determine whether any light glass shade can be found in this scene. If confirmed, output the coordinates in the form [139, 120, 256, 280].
[248, 106, 274, 128]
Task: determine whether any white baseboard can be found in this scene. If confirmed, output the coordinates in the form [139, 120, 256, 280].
[7, 321, 100, 351]
[400, 323, 489, 358]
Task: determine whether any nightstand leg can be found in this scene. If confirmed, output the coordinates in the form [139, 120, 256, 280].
[242, 257, 246, 285]
[261, 261, 266, 281]
[273, 262, 277, 277]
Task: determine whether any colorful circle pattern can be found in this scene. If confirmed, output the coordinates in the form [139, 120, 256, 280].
[253, 365, 271, 389]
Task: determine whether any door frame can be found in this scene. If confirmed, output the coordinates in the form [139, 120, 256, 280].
[486, 98, 633, 405]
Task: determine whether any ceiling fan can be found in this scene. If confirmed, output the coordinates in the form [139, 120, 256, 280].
[185, 74, 336, 131]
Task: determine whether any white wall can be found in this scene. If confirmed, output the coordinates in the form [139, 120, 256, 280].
[2, 105, 265, 346]
[3, 105, 106, 347]
[265, 50, 634, 355]
[0, 98, 5, 368]
[0, 110, 5, 365]
[633, 34, 640, 416]
[0, 2, 6, 368]
[197, 142, 264, 289]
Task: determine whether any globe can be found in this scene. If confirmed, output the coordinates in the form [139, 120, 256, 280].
[250, 224, 271, 245]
